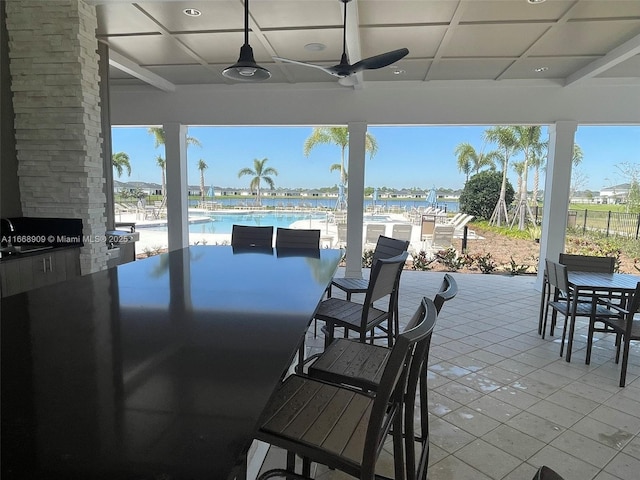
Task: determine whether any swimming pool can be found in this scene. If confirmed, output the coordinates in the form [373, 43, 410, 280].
[139, 211, 330, 235]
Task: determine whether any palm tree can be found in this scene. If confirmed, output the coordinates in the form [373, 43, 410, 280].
[197, 159, 208, 203]
[528, 141, 581, 211]
[303, 127, 377, 209]
[512, 126, 544, 229]
[112, 151, 131, 178]
[454, 143, 496, 180]
[147, 126, 202, 149]
[156, 155, 166, 198]
[238, 158, 278, 206]
[484, 126, 518, 226]
[512, 160, 526, 199]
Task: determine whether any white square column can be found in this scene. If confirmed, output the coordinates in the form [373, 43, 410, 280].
[345, 122, 367, 279]
[164, 123, 189, 251]
[537, 121, 577, 290]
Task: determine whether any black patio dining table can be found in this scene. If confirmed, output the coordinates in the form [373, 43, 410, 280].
[564, 271, 640, 362]
[1, 245, 342, 480]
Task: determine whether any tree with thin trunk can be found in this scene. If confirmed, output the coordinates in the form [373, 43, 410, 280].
[156, 155, 166, 199]
[198, 159, 208, 204]
[484, 126, 518, 226]
[303, 126, 377, 210]
[112, 151, 132, 178]
[148, 127, 201, 204]
[512, 160, 525, 199]
[511, 126, 544, 230]
[454, 142, 496, 178]
[238, 158, 278, 206]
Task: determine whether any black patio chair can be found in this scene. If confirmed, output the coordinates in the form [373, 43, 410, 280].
[275, 227, 320, 248]
[587, 281, 640, 387]
[231, 224, 273, 247]
[316, 251, 408, 348]
[256, 296, 438, 480]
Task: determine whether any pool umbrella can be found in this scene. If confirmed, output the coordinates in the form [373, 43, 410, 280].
[425, 186, 437, 208]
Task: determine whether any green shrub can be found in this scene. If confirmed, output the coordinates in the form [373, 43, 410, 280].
[459, 170, 515, 220]
[468, 252, 498, 274]
[504, 256, 529, 275]
[434, 247, 469, 271]
[362, 249, 375, 268]
[411, 250, 434, 271]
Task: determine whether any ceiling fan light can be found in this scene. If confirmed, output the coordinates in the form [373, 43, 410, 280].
[223, 44, 271, 81]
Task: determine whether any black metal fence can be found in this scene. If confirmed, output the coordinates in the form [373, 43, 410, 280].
[533, 207, 640, 239]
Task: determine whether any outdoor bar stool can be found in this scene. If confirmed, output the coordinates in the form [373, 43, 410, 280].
[307, 275, 457, 480]
[256, 296, 438, 480]
[317, 252, 408, 349]
[324, 235, 409, 338]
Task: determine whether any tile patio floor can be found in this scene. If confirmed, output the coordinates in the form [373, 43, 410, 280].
[258, 270, 640, 480]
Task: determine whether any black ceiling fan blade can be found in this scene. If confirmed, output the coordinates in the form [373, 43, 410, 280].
[351, 48, 409, 72]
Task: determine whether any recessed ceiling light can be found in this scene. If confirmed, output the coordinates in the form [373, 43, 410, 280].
[304, 43, 326, 52]
[534, 66, 549, 72]
[527, 0, 546, 4]
[183, 8, 201, 17]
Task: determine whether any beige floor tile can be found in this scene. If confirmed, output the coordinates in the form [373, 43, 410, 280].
[526, 399, 586, 428]
[481, 424, 546, 461]
[442, 406, 501, 437]
[506, 411, 565, 443]
[429, 417, 476, 454]
[456, 372, 502, 393]
[454, 439, 521, 479]
[488, 385, 541, 410]
[429, 455, 493, 480]
[603, 452, 640, 480]
[467, 395, 522, 422]
[621, 435, 640, 459]
[528, 445, 600, 479]
[545, 388, 601, 415]
[571, 417, 635, 450]
[550, 430, 618, 468]
[589, 405, 640, 434]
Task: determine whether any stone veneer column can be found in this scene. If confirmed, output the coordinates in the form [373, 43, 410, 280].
[6, 0, 107, 274]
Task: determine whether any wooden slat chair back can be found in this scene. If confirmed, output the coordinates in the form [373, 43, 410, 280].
[275, 227, 320, 249]
[587, 282, 640, 386]
[318, 252, 408, 347]
[420, 216, 436, 241]
[256, 297, 438, 480]
[231, 224, 273, 248]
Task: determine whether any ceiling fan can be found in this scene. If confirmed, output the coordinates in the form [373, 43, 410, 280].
[273, 0, 409, 80]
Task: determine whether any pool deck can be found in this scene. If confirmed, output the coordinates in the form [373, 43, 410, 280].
[114, 208, 481, 256]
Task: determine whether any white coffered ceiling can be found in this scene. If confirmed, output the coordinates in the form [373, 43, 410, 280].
[94, 0, 640, 92]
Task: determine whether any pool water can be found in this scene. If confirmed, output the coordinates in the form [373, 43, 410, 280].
[143, 211, 330, 235]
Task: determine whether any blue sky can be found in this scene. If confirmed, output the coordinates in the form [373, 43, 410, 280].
[111, 125, 639, 192]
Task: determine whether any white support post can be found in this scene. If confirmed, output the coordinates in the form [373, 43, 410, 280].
[537, 121, 577, 290]
[345, 122, 367, 279]
[164, 123, 189, 251]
